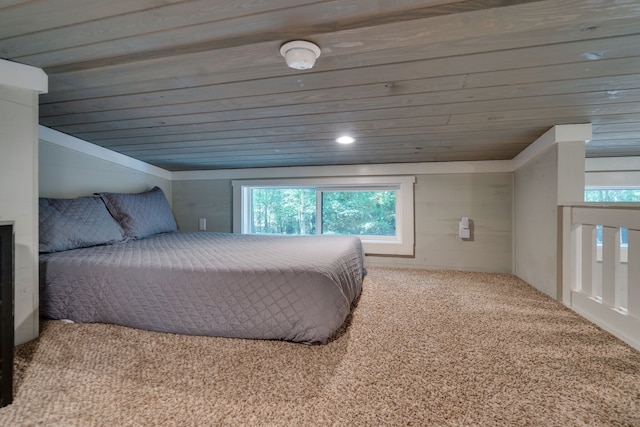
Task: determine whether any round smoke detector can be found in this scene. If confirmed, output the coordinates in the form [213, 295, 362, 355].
[280, 40, 321, 70]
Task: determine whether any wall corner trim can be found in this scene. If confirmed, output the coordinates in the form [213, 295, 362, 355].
[39, 126, 173, 181]
[511, 124, 592, 170]
[0, 59, 48, 93]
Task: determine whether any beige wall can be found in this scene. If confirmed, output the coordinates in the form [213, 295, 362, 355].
[514, 148, 559, 298]
[39, 140, 171, 199]
[0, 85, 39, 345]
[172, 179, 233, 232]
[171, 172, 513, 273]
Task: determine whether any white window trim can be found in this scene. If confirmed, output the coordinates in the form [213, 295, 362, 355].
[232, 176, 415, 256]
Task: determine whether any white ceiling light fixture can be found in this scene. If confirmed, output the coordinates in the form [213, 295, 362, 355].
[336, 136, 355, 144]
[280, 40, 321, 70]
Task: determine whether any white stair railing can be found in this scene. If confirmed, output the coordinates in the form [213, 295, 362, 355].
[562, 205, 640, 351]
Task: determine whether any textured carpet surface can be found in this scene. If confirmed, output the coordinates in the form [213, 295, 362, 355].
[1, 268, 639, 426]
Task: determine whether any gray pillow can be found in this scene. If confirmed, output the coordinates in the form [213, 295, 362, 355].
[39, 197, 125, 253]
[98, 186, 177, 239]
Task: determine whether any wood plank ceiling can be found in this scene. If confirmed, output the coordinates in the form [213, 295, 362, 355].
[1, 0, 639, 171]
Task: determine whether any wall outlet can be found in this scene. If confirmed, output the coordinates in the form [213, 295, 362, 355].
[198, 218, 206, 231]
[458, 216, 473, 240]
[459, 227, 471, 239]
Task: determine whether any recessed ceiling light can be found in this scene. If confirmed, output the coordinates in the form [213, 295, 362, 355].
[336, 136, 355, 144]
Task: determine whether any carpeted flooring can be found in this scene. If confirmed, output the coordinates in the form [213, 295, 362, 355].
[1, 267, 639, 426]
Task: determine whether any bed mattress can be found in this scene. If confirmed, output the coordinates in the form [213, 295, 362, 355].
[40, 232, 364, 344]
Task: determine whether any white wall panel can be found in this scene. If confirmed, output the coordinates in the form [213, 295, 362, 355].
[39, 140, 171, 200]
[514, 148, 559, 298]
[0, 86, 39, 345]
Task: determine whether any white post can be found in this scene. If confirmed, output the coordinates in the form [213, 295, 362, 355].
[561, 206, 574, 305]
[627, 229, 640, 320]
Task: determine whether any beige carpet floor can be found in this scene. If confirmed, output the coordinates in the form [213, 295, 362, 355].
[1, 268, 639, 426]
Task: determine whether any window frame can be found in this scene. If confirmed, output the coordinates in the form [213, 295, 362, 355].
[232, 176, 415, 255]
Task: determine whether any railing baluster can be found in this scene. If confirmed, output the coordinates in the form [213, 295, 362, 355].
[601, 226, 618, 307]
[562, 206, 577, 304]
[615, 230, 626, 312]
[581, 224, 595, 297]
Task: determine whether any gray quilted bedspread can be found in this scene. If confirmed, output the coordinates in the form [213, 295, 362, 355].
[39, 232, 364, 344]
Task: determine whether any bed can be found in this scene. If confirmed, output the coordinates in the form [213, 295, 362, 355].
[38, 188, 364, 344]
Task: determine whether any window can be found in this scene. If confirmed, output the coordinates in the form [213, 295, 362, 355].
[321, 189, 396, 237]
[585, 188, 640, 203]
[249, 188, 316, 235]
[232, 176, 415, 255]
